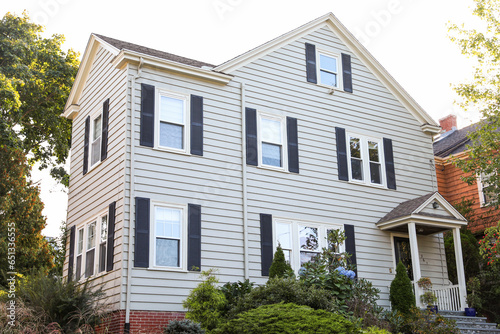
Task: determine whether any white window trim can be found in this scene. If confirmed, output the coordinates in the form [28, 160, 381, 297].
[273, 217, 344, 275]
[477, 173, 493, 207]
[88, 110, 103, 172]
[346, 131, 386, 188]
[150, 201, 188, 272]
[257, 111, 288, 172]
[74, 210, 109, 280]
[155, 89, 190, 155]
[316, 49, 343, 91]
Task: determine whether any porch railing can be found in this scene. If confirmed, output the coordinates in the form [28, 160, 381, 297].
[432, 284, 462, 311]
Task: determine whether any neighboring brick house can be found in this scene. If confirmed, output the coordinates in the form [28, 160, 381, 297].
[434, 115, 500, 234]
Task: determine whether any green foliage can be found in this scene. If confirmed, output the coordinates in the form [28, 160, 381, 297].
[362, 326, 391, 334]
[213, 302, 360, 334]
[183, 270, 227, 330]
[228, 277, 335, 319]
[220, 279, 254, 314]
[269, 244, 293, 278]
[389, 261, 415, 315]
[4, 269, 107, 332]
[444, 225, 481, 284]
[47, 223, 68, 277]
[403, 307, 459, 334]
[347, 278, 389, 330]
[476, 263, 500, 323]
[467, 276, 482, 309]
[0, 12, 79, 183]
[479, 222, 500, 265]
[0, 146, 53, 287]
[164, 319, 205, 334]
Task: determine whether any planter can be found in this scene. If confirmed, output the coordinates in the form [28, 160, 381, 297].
[464, 307, 476, 317]
[426, 305, 438, 314]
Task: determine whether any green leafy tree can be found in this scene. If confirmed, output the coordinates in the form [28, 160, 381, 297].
[389, 261, 415, 315]
[0, 146, 53, 287]
[448, 0, 500, 205]
[269, 244, 293, 278]
[0, 12, 79, 185]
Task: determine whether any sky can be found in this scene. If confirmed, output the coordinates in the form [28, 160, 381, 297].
[1, 0, 483, 237]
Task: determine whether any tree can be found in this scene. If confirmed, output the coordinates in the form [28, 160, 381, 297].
[448, 0, 500, 206]
[389, 261, 415, 315]
[0, 12, 79, 185]
[0, 145, 53, 287]
[268, 245, 293, 278]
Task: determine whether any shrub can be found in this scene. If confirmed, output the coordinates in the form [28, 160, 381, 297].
[183, 270, 227, 330]
[347, 278, 390, 330]
[228, 277, 335, 318]
[403, 307, 459, 334]
[269, 244, 293, 278]
[213, 302, 360, 334]
[389, 261, 415, 315]
[220, 279, 253, 314]
[362, 326, 391, 334]
[164, 319, 205, 334]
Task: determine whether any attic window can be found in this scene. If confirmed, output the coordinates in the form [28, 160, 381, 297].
[318, 53, 339, 87]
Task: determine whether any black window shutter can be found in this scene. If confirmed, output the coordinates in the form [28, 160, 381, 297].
[187, 204, 202, 271]
[85, 248, 95, 278]
[134, 197, 150, 268]
[260, 214, 273, 276]
[101, 98, 110, 161]
[83, 116, 90, 175]
[287, 117, 299, 173]
[344, 224, 357, 276]
[190, 95, 204, 156]
[335, 127, 349, 181]
[68, 226, 75, 281]
[342, 53, 353, 93]
[106, 201, 116, 272]
[246, 108, 258, 166]
[305, 43, 317, 84]
[383, 138, 397, 190]
[140, 84, 155, 147]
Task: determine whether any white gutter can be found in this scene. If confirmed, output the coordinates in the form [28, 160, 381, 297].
[125, 57, 143, 329]
[240, 82, 249, 280]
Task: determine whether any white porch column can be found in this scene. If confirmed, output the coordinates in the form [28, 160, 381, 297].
[453, 227, 467, 309]
[408, 222, 422, 307]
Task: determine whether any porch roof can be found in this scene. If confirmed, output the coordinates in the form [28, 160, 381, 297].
[376, 192, 467, 235]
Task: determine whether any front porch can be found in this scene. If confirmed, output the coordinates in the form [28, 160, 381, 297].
[377, 192, 468, 311]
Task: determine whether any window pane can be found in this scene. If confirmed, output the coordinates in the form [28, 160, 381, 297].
[160, 122, 184, 149]
[156, 207, 181, 238]
[368, 141, 379, 162]
[300, 251, 318, 267]
[262, 143, 282, 167]
[156, 238, 180, 267]
[350, 137, 361, 158]
[320, 71, 337, 87]
[101, 215, 108, 243]
[77, 229, 84, 254]
[283, 249, 291, 263]
[261, 118, 282, 144]
[370, 162, 381, 184]
[160, 96, 184, 124]
[299, 226, 318, 251]
[87, 222, 96, 249]
[93, 115, 102, 141]
[320, 54, 337, 72]
[276, 223, 291, 249]
[91, 138, 101, 166]
[351, 158, 363, 180]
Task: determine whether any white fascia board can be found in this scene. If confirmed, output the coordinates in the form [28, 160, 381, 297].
[377, 214, 468, 231]
[112, 50, 233, 85]
[62, 104, 80, 119]
[413, 192, 467, 221]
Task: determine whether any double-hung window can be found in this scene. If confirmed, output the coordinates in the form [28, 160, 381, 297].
[158, 91, 188, 152]
[76, 228, 84, 280]
[99, 215, 108, 273]
[259, 113, 286, 169]
[478, 172, 495, 206]
[153, 204, 186, 269]
[91, 114, 102, 167]
[318, 52, 340, 88]
[274, 219, 344, 274]
[347, 133, 385, 186]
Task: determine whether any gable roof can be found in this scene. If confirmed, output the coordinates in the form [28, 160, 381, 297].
[94, 34, 215, 68]
[433, 122, 484, 158]
[378, 192, 437, 223]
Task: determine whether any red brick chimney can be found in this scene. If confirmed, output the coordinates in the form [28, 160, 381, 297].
[439, 114, 457, 133]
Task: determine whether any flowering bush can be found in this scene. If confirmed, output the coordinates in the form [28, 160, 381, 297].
[479, 223, 500, 266]
[335, 266, 356, 279]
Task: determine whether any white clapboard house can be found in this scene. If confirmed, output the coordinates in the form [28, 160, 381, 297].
[62, 13, 469, 332]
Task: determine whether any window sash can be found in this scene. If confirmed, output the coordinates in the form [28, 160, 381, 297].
[347, 133, 385, 186]
[153, 204, 185, 269]
[258, 113, 286, 169]
[318, 52, 340, 87]
[91, 115, 102, 167]
[75, 211, 108, 279]
[157, 91, 188, 151]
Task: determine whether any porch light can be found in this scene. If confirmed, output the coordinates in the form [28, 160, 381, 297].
[432, 201, 439, 209]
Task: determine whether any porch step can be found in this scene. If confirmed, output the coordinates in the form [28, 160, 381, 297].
[439, 310, 500, 334]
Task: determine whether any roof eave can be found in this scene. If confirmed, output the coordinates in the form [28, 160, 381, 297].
[376, 214, 468, 231]
[112, 50, 233, 85]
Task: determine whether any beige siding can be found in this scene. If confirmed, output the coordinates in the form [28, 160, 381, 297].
[64, 46, 127, 309]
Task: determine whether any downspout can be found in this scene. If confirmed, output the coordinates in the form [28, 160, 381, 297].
[125, 58, 143, 332]
[240, 82, 249, 280]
